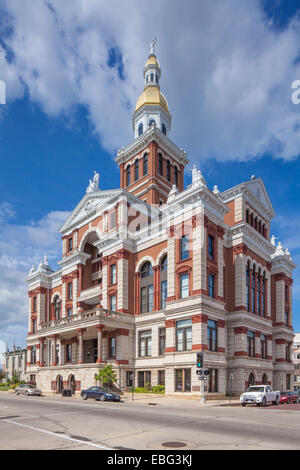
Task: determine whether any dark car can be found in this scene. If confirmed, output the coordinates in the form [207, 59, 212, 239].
[80, 386, 120, 402]
[279, 391, 298, 404]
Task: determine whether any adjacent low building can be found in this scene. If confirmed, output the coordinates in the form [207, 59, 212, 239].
[25, 43, 296, 398]
[292, 333, 300, 391]
[2, 348, 27, 382]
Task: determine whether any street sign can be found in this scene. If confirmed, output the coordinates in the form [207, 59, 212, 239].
[198, 376, 208, 381]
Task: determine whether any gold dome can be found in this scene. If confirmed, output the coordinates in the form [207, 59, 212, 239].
[145, 54, 161, 69]
[135, 86, 169, 113]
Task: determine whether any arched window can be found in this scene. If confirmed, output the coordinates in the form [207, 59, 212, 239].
[262, 373, 267, 385]
[138, 123, 143, 136]
[246, 209, 249, 224]
[167, 160, 171, 181]
[126, 165, 130, 186]
[54, 296, 61, 320]
[252, 265, 256, 313]
[248, 373, 255, 387]
[262, 273, 266, 316]
[134, 159, 139, 182]
[162, 123, 166, 135]
[143, 153, 148, 176]
[150, 73, 154, 82]
[255, 217, 258, 231]
[149, 119, 156, 127]
[160, 255, 168, 310]
[158, 153, 163, 176]
[251, 213, 254, 226]
[174, 166, 178, 187]
[258, 220, 261, 233]
[140, 262, 154, 313]
[257, 268, 261, 315]
[246, 262, 250, 312]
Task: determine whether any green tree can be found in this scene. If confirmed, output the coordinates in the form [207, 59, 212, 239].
[0, 369, 6, 381]
[95, 365, 117, 389]
[11, 371, 19, 385]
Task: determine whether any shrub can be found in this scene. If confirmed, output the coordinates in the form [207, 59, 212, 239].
[152, 385, 165, 394]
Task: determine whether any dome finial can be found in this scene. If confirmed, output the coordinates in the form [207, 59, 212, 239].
[150, 37, 156, 55]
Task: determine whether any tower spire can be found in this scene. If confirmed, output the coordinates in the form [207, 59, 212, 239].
[150, 37, 156, 55]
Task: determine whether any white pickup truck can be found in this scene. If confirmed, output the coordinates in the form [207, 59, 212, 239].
[240, 385, 280, 406]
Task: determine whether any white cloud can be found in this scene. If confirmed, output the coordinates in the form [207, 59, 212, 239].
[1, 0, 300, 161]
[0, 205, 70, 346]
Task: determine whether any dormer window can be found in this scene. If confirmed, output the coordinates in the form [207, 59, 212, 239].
[149, 119, 156, 127]
[138, 123, 143, 135]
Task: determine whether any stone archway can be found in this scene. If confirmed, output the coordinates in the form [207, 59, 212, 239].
[56, 374, 64, 394]
[68, 374, 76, 395]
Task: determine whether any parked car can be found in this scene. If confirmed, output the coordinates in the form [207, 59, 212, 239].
[294, 390, 300, 403]
[240, 385, 280, 406]
[15, 384, 42, 396]
[80, 386, 121, 402]
[279, 391, 299, 404]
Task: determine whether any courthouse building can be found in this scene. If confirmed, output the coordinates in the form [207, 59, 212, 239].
[25, 45, 296, 397]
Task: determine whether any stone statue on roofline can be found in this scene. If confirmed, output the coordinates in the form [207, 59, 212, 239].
[86, 171, 100, 193]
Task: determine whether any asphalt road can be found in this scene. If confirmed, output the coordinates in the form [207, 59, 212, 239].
[1, 393, 300, 450]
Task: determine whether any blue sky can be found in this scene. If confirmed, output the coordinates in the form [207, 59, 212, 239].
[0, 0, 300, 350]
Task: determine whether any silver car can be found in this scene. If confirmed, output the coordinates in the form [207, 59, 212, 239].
[15, 384, 42, 396]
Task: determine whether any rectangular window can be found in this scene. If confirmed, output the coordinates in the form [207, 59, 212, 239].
[208, 274, 215, 298]
[207, 320, 217, 351]
[176, 319, 192, 351]
[109, 337, 116, 358]
[180, 273, 189, 299]
[33, 297, 37, 312]
[175, 368, 191, 392]
[67, 308, 72, 317]
[180, 236, 189, 260]
[110, 264, 117, 285]
[110, 211, 116, 229]
[158, 370, 165, 386]
[247, 331, 255, 357]
[159, 328, 166, 355]
[261, 334, 267, 359]
[208, 235, 214, 259]
[66, 344, 72, 362]
[67, 282, 72, 300]
[138, 371, 151, 388]
[161, 280, 167, 309]
[68, 237, 73, 252]
[110, 294, 116, 311]
[126, 371, 134, 387]
[138, 330, 152, 357]
[32, 319, 36, 333]
[140, 285, 154, 313]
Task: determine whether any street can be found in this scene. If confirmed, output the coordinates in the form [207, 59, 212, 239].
[0, 393, 300, 450]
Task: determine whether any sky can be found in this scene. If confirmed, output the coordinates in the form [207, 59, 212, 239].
[0, 0, 300, 351]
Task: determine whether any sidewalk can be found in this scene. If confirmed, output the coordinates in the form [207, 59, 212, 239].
[4, 390, 241, 407]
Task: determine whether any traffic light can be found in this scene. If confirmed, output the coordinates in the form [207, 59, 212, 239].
[196, 352, 203, 368]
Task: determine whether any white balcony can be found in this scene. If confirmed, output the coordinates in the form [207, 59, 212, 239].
[91, 270, 102, 281]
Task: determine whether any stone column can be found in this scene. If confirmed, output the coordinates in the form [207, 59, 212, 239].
[77, 328, 85, 364]
[96, 325, 105, 363]
[51, 335, 58, 366]
[39, 338, 44, 367]
[60, 338, 65, 365]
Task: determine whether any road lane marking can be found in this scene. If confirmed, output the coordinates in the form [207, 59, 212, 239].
[3, 419, 113, 450]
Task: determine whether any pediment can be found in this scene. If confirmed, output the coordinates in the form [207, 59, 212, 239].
[60, 189, 122, 234]
[244, 178, 275, 219]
